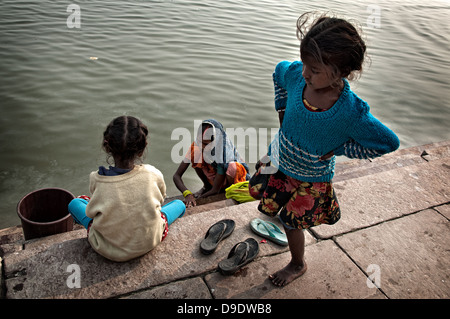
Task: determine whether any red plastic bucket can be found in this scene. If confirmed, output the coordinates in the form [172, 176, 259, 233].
[17, 188, 74, 240]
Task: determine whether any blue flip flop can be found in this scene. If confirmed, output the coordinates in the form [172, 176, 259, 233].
[250, 218, 288, 246]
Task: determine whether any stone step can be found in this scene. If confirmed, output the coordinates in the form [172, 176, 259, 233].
[0, 195, 239, 252]
[333, 139, 450, 182]
[312, 156, 450, 239]
[204, 207, 449, 299]
[3, 201, 314, 299]
[185, 198, 239, 215]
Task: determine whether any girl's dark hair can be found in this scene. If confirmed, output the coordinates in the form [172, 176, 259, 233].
[102, 116, 149, 165]
[297, 12, 367, 80]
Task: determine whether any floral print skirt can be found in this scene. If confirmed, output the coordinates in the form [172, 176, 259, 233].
[248, 163, 340, 230]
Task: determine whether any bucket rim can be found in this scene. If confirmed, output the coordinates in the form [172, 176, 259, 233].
[16, 187, 75, 226]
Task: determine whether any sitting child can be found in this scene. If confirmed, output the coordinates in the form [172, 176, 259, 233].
[68, 115, 185, 262]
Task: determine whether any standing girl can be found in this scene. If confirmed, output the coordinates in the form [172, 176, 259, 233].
[68, 116, 185, 262]
[249, 13, 400, 286]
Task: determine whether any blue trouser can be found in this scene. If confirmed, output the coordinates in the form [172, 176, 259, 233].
[68, 198, 92, 229]
[160, 199, 186, 225]
[68, 198, 186, 229]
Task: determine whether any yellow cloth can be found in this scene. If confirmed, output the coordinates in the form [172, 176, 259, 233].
[86, 164, 166, 262]
[225, 181, 256, 203]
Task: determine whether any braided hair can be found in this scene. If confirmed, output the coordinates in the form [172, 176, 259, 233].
[102, 116, 149, 167]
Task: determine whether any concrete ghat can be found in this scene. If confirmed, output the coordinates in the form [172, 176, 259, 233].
[0, 141, 449, 299]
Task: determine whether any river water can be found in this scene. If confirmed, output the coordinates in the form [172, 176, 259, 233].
[0, 0, 449, 228]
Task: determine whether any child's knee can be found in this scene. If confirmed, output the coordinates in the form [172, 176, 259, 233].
[161, 199, 186, 226]
[68, 198, 88, 213]
[68, 198, 92, 229]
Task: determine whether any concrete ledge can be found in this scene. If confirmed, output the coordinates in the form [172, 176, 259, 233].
[311, 140, 450, 240]
[435, 204, 450, 220]
[335, 209, 450, 298]
[3, 201, 311, 299]
[311, 158, 450, 239]
[123, 277, 212, 299]
[0, 225, 23, 257]
[333, 140, 450, 182]
[205, 240, 386, 299]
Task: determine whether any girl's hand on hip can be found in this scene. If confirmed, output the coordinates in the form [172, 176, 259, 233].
[320, 151, 334, 161]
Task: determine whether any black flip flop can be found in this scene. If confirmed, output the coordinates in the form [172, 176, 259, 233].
[200, 219, 235, 255]
[218, 238, 259, 275]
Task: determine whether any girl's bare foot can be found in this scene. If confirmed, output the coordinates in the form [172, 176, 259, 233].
[269, 260, 307, 287]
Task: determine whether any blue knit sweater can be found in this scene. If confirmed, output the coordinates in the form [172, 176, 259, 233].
[268, 60, 400, 182]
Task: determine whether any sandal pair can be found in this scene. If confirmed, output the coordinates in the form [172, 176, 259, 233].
[200, 219, 259, 276]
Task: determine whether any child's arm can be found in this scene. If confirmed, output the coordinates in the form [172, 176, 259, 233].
[273, 61, 293, 127]
[273, 73, 287, 127]
[333, 110, 400, 159]
[173, 161, 196, 207]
